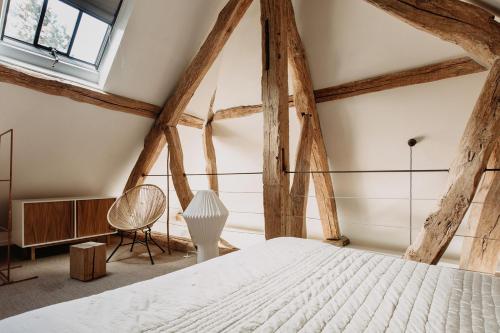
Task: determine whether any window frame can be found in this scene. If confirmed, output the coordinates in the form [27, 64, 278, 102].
[0, 0, 120, 83]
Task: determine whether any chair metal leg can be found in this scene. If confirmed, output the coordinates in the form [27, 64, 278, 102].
[147, 228, 165, 253]
[130, 231, 137, 252]
[107, 232, 123, 262]
[149, 236, 165, 253]
[144, 231, 154, 265]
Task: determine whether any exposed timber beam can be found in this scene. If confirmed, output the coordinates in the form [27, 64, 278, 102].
[405, 59, 500, 264]
[459, 142, 499, 274]
[130, 232, 238, 255]
[261, 0, 291, 239]
[202, 91, 219, 194]
[178, 114, 204, 129]
[287, 0, 312, 238]
[124, 0, 253, 191]
[287, 0, 344, 241]
[158, 0, 254, 127]
[314, 57, 485, 103]
[213, 104, 264, 121]
[289, 114, 312, 238]
[214, 57, 485, 120]
[124, 125, 166, 191]
[0, 62, 203, 128]
[164, 126, 194, 210]
[363, 0, 500, 67]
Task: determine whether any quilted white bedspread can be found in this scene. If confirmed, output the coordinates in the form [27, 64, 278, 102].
[1, 237, 499, 332]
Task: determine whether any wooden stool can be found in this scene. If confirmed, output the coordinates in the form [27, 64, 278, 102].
[70, 242, 106, 281]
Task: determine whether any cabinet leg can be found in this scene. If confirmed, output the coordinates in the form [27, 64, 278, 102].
[30, 247, 36, 261]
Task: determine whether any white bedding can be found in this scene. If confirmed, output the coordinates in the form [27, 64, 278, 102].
[0, 237, 499, 332]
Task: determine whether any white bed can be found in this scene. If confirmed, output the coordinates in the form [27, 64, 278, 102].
[0, 237, 499, 332]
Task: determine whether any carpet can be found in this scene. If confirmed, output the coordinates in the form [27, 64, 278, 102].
[0, 239, 196, 320]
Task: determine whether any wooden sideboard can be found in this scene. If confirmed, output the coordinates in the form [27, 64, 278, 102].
[12, 198, 116, 255]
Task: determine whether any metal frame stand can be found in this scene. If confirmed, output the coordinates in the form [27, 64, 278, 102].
[106, 228, 166, 265]
[0, 129, 38, 286]
[165, 148, 172, 255]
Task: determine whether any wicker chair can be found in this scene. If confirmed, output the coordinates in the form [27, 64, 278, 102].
[106, 184, 167, 265]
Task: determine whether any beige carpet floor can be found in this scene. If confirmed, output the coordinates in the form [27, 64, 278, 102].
[0, 240, 196, 320]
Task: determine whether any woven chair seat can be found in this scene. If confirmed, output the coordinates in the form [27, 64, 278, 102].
[108, 184, 166, 231]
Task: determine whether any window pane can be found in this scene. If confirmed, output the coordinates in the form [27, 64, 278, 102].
[38, 0, 79, 53]
[70, 13, 108, 64]
[3, 0, 44, 44]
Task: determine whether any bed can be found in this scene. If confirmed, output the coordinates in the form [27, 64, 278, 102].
[0, 237, 498, 332]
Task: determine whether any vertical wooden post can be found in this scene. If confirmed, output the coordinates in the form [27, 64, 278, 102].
[202, 91, 219, 194]
[261, 0, 290, 239]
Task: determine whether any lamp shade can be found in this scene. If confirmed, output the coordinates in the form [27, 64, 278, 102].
[183, 190, 229, 263]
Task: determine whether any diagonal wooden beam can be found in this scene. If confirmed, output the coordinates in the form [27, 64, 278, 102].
[125, 124, 166, 191]
[405, 59, 500, 264]
[287, 0, 345, 241]
[164, 126, 194, 210]
[0, 62, 204, 128]
[459, 142, 499, 274]
[289, 114, 312, 238]
[213, 57, 485, 120]
[363, 0, 500, 67]
[124, 0, 253, 192]
[287, 0, 312, 238]
[202, 91, 219, 194]
[261, 0, 291, 239]
[158, 0, 254, 127]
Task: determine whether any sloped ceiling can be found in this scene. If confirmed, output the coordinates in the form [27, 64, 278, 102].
[0, 0, 225, 200]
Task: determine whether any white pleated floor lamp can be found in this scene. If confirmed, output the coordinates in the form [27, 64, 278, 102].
[183, 190, 229, 263]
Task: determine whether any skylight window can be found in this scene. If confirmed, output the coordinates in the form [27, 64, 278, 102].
[0, 0, 123, 82]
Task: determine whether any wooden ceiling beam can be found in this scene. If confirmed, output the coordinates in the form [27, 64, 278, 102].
[213, 104, 264, 121]
[314, 57, 485, 103]
[404, 59, 500, 264]
[178, 114, 204, 129]
[213, 57, 485, 120]
[363, 0, 500, 67]
[261, 0, 291, 239]
[0, 62, 203, 129]
[124, 0, 253, 191]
